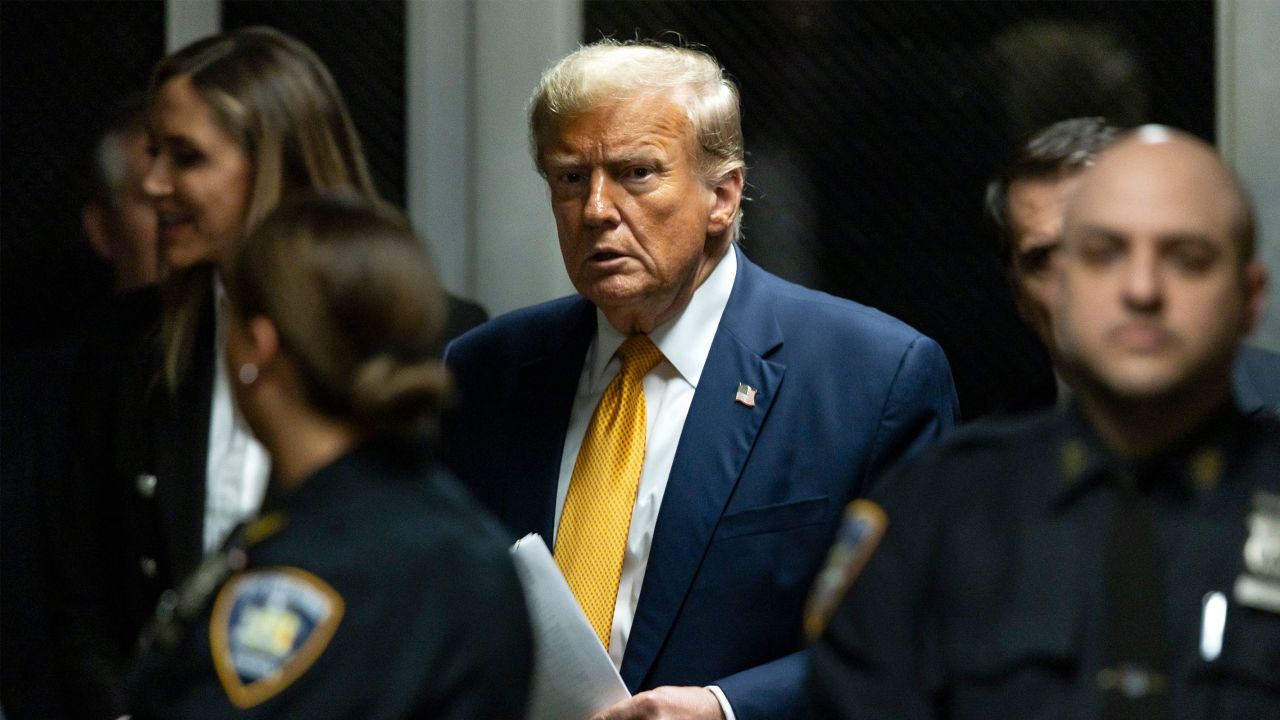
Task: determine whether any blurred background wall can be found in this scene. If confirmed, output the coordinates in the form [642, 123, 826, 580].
[2, 0, 1276, 419]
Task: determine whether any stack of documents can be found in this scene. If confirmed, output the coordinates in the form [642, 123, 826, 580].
[510, 534, 632, 720]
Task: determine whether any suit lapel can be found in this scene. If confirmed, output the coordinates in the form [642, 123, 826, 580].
[621, 250, 786, 690]
[152, 297, 215, 581]
[500, 300, 596, 542]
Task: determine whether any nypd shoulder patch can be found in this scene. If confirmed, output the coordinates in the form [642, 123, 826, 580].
[210, 567, 345, 708]
[804, 499, 888, 640]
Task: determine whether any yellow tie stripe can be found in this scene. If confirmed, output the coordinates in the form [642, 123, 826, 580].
[555, 335, 664, 650]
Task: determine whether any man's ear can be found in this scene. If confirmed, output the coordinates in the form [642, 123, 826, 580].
[1243, 259, 1268, 336]
[708, 168, 745, 237]
[82, 203, 114, 260]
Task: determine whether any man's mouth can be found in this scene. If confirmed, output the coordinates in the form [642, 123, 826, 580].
[157, 212, 195, 231]
[1111, 322, 1175, 352]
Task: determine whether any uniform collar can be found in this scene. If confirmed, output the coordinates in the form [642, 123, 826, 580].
[259, 438, 431, 516]
[1051, 400, 1246, 509]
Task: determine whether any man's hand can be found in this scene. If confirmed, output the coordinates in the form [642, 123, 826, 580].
[590, 686, 725, 720]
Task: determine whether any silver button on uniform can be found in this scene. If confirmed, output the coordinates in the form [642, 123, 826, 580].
[140, 556, 158, 578]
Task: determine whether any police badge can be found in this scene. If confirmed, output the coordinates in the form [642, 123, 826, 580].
[1233, 492, 1280, 614]
[210, 567, 345, 707]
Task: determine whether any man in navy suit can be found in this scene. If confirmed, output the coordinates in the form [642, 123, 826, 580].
[443, 40, 959, 720]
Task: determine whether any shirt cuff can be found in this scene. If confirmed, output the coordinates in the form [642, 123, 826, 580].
[705, 685, 736, 720]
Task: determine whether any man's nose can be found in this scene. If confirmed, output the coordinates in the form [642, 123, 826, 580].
[1122, 249, 1163, 313]
[142, 155, 171, 200]
[582, 170, 619, 227]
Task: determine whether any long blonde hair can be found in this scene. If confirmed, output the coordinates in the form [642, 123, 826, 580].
[148, 26, 380, 390]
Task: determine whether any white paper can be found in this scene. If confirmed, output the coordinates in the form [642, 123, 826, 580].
[510, 533, 631, 720]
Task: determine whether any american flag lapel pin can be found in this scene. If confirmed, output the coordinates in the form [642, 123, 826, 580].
[735, 382, 757, 408]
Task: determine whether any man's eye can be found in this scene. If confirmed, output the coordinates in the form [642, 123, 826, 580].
[1018, 244, 1059, 275]
[1171, 246, 1217, 274]
[624, 166, 654, 181]
[172, 148, 204, 167]
[1079, 239, 1121, 265]
[559, 171, 585, 184]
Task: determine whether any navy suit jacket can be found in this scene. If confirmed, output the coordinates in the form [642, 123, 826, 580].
[443, 248, 959, 719]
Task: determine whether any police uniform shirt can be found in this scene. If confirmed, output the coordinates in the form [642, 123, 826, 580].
[808, 403, 1280, 720]
[127, 440, 532, 719]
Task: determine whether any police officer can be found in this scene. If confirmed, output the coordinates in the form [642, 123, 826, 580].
[985, 116, 1280, 416]
[807, 127, 1280, 719]
[126, 195, 531, 718]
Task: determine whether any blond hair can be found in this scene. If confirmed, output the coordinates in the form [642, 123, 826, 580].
[529, 40, 745, 234]
[148, 26, 380, 390]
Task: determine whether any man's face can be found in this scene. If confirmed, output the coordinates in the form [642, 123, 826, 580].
[541, 93, 741, 334]
[112, 131, 162, 288]
[1054, 138, 1262, 402]
[1006, 172, 1079, 351]
[84, 129, 162, 292]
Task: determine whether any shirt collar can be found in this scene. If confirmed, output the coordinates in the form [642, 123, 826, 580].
[588, 246, 737, 390]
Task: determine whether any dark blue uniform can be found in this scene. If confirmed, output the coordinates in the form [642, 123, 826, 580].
[1236, 344, 1280, 419]
[127, 440, 532, 719]
[809, 404, 1280, 720]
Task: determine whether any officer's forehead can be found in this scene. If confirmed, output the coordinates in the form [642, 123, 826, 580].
[1065, 130, 1244, 238]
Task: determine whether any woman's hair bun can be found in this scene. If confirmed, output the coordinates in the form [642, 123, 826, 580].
[351, 355, 451, 439]
[227, 193, 451, 440]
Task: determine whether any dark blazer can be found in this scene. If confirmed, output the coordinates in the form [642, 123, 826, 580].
[443, 247, 960, 719]
[433, 293, 490, 357]
[2, 334, 83, 719]
[49, 287, 210, 717]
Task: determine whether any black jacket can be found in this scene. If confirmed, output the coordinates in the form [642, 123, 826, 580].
[809, 404, 1280, 720]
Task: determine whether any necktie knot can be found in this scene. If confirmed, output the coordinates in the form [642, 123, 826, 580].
[617, 335, 663, 380]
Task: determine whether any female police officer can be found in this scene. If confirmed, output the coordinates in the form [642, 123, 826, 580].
[126, 194, 530, 718]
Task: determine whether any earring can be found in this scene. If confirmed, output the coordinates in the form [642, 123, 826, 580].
[237, 363, 259, 385]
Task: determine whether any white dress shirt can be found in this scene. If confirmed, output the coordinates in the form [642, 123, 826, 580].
[204, 278, 271, 553]
[554, 249, 738, 717]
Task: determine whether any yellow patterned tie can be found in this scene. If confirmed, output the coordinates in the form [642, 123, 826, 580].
[555, 334, 664, 650]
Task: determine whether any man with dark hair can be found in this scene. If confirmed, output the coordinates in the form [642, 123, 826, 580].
[81, 92, 161, 293]
[986, 117, 1280, 416]
[1, 92, 163, 719]
[809, 127, 1280, 719]
[985, 117, 1118, 360]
